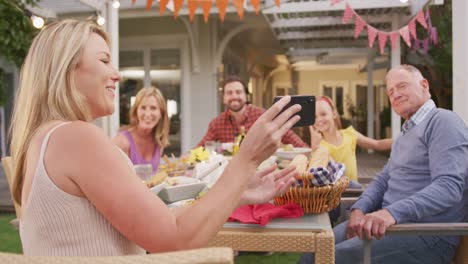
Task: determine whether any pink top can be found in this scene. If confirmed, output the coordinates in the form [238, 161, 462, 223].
[121, 130, 161, 172]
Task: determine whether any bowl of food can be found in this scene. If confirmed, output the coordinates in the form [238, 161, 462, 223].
[275, 145, 312, 160]
[158, 176, 207, 203]
[150, 182, 166, 195]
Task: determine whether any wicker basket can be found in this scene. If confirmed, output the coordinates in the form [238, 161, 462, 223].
[274, 173, 349, 214]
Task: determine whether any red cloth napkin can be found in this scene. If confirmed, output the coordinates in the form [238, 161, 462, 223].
[228, 203, 304, 226]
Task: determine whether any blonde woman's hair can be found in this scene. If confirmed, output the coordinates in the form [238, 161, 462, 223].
[129, 87, 170, 148]
[10, 19, 109, 205]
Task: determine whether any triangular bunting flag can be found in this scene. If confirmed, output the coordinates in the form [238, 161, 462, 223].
[132, 0, 136, 5]
[390, 31, 399, 50]
[200, 0, 213, 22]
[408, 19, 417, 39]
[146, 0, 153, 10]
[414, 38, 421, 50]
[250, 0, 261, 14]
[431, 27, 438, 45]
[422, 38, 429, 53]
[173, 0, 185, 18]
[378, 31, 388, 54]
[216, 0, 229, 22]
[416, 10, 428, 29]
[342, 3, 354, 24]
[354, 16, 366, 39]
[275, 0, 280, 7]
[399, 26, 412, 47]
[159, 0, 170, 15]
[367, 25, 377, 48]
[187, 0, 199, 22]
[233, 0, 245, 19]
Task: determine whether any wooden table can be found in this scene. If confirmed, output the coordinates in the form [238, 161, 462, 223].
[208, 213, 335, 264]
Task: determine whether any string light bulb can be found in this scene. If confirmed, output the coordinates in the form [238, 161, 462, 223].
[31, 15, 44, 29]
[97, 14, 106, 26]
[112, 0, 120, 9]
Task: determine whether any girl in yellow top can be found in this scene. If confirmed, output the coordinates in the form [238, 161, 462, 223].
[309, 96, 393, 189]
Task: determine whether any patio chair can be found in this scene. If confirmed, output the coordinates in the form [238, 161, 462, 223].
[2, 156, 21, 229]
[0, 247, 234, 264]
[340, 196, 468, 264]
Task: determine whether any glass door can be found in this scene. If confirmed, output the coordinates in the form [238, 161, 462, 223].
[150, 49, 181, 156]
[119, 50, 144, 125]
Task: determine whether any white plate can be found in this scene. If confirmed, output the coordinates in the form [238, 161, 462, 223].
[158, 177, 206, 203]
[150, 182, 166, 195]
[275, 147, 312, 160]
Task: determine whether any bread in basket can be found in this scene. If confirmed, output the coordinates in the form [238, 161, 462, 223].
[274, 146, 349, 213]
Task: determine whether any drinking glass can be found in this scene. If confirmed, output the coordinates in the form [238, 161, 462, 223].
[204, 141, 216, 153]
[134, 164, 153, 182]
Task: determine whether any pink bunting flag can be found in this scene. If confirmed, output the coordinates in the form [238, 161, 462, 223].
[390, 31, 399, 50]
[408, 19, 417, 39]
[342, 3, 354, 24]
[367, 25, 377, 48]
[378, 31, 388, 54]
[414, 38, 421, 50]
[354, 16, 366, 39]
[399, 26, 412, 47]
[431, 27, 438, 45]
[422, 39, 429, 53]
[416, 10, 428, 29]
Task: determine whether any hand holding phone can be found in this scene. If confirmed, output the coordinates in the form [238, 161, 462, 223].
[273, 95, 315, 127]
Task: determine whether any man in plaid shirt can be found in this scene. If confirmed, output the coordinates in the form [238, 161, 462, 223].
[197, 76, 308, 148]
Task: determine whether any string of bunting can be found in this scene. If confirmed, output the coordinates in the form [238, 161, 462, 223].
[411, 9, 438, 54]
[132, 0, 281, 22]
[332, 0, 438, 54]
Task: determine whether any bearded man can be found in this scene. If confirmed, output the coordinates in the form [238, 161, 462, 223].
[197, 75, 307, 148]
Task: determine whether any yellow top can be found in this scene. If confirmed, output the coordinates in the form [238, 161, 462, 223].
[320, 126, 358, 181]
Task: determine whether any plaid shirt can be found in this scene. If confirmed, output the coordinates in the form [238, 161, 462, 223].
[197, 104, 308, 147]
[401, 99, 436, 134]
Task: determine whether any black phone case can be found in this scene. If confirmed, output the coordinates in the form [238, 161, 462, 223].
[273, 95, 315, 127]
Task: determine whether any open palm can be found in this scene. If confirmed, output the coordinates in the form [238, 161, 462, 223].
[240, 165, 297, 205]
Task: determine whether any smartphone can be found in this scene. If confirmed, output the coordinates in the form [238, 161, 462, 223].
[273, 95, 315, 127]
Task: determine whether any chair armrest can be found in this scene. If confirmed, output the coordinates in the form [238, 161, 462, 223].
[0, 247, 234, 264]
[342, 189, 364, 197]
[387, 223, 468, 236]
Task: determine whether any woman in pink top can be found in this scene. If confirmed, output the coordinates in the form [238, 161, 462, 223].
[10, 19, 302, 255]
[112, 87, 169, 172]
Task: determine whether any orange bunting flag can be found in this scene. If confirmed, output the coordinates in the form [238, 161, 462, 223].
[132, 0, 136, 5]
[216, 0, 229, 22]
[146, 0, 153, 10]
[250, 0, 260, 14]
[159, 0, 170, 15]
[200, 0, 213, 22]
[187, 0, 199, 21]
[173, 0, 185, 18]
[275, 0, 280, 7]
[233, 0, 245, 19]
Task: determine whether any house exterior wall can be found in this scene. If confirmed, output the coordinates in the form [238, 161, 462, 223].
[119, 16, 219, 151]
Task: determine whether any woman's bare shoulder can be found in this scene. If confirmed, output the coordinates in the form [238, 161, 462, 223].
[46, 121, 114, 159]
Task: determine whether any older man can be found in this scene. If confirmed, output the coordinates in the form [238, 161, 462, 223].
[197, 75, 307, 148]
[299, 65, 468, 264]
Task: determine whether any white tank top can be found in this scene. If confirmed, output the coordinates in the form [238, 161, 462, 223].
[20, 122, 145, 256]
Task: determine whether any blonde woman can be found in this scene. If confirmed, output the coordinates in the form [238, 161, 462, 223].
[112, 87, 169, 172]
[10, 19, 301, 256]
